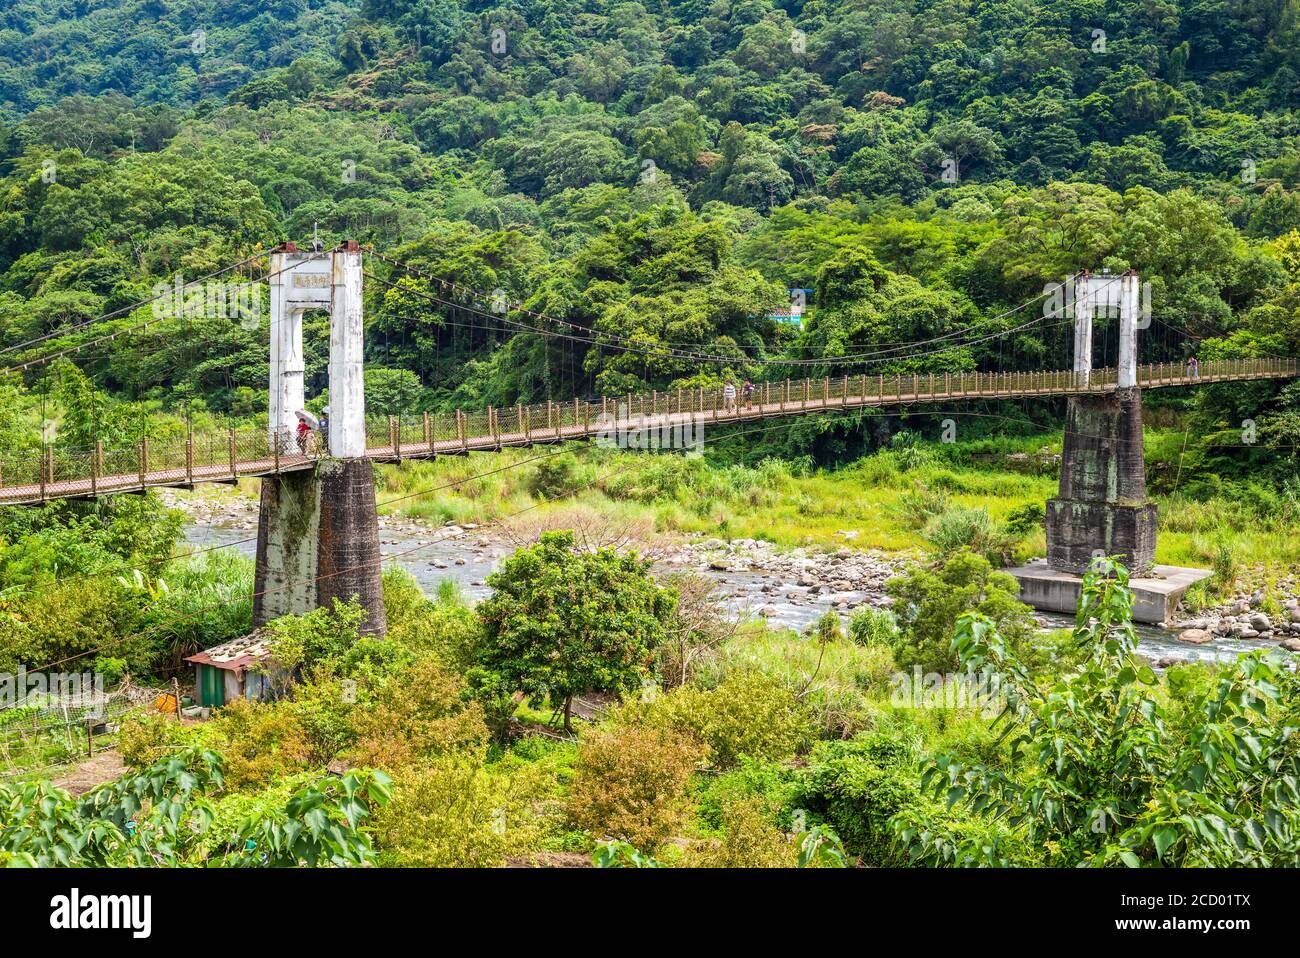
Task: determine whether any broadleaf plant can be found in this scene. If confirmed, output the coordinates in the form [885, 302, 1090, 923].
[893, 558, 1300, 867]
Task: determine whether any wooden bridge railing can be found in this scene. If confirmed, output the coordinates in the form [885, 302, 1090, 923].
[0, 357, 1295, 504]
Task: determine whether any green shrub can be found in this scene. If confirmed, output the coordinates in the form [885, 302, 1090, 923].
[806, 609, 844, 643]
[888, 433, 936, 473]
[922, 506, 1017, 565]
[285, 670, 361, 765]
[684, 795, 797, 867]
[382, 566, 429, 630]
[336, 635, 415, 682]
[391, 601, 482, 674]
[630, 671, 815, 770]
[142, 550, 254, 671]
[0, 577, 150, 676]
[892, 485, 950, 529]
[693, 758, 800, 833]
[1210, 539, 1239, 596]
[214, 699, 313, 791]
[91, 655, 128, 687]
[529, 452, 586, 500]
[185, 772, 320, 864]
[349, 656, 490, 772]
[265, 599, 368, 675]
[887, 551, 1036, 673]
[602, 455, 705, 503]
[914, 707, 1010, 770]
[117, 711, 223, 770]
[1182, 578, 1213, 613]
[791, 731, 922, 865]
[1002, 502, 1045, 538]
[897, 561, 1300, 867]
[373, 756, 554, 867]
[568, 723, 707, 851]
[0, 492, 182, 587]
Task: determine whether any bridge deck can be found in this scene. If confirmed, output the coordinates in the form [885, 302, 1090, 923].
[1, 359, 1293, 505]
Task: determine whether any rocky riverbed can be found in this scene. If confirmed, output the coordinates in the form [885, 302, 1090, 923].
[1169, 583, 1300, 654]
[164, 489, 1297, 664]
[167, 489, 920, 633]
[659, 535, 916, 615]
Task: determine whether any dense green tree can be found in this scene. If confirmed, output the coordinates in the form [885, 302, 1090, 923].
[472, 531, 678, 732]
[885, 551, 1037, 673]
[897, 561, 1300, 867]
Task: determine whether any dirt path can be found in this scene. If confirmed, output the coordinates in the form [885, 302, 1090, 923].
[53, 750, 126, 796]
[506, 851, 590, 868]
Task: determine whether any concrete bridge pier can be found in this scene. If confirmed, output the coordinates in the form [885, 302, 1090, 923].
[1010, 269, 1209, 623]
[252, 458, 387, 636]
[1045, 386, 1157, 574]
[1013, 381, 1207, 624]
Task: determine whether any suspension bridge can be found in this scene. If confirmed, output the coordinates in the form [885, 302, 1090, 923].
[1, 241, 1295, 633]
[0, 356, 1293, 506]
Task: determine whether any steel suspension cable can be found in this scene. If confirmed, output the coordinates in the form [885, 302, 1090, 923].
[0, 250, 269, 359]
[369, 250, 1094, 365]
[364, 268, 1071, 370]
[0, 255, 320, 378]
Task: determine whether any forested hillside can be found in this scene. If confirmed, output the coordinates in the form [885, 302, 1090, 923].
[1, 0, 1298, 462]
[0, 0, 358, 117]
[0, 0, 1294, 454]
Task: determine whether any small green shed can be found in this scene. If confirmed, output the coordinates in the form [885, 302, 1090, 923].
[185, 632, 276, 708]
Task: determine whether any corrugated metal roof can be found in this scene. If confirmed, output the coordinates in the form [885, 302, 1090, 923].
[184, 630, 274, 672]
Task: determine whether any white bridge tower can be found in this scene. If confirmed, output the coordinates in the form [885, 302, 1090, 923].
[1069, 269, 1144, 386]
[267, 241, 366, 457]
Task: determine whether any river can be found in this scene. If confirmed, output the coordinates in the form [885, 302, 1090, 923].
[182, 522, 1259, 667]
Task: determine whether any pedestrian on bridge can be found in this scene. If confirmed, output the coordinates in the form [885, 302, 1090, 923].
[295, 410, 319, 455]
[743, 378, 755, 409]
[1186, 355, 1199, 380]
[319, 406, 330, 452]
[723, 380, 737, 413]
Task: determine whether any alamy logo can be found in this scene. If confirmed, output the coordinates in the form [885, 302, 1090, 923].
[50, 889, 151, 939]
[594, 405, 703, 455]
[889, 667, 1007, 718]
[1, 667, 105, 715]
[151, 273, 261, 330]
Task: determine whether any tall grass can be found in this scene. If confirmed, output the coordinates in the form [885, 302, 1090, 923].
[921, 506, 1020, 566]
[847, 608, 900, 647]
[320, 430, 1300, 570]
[697, 622, 899, 738]
[149, 550, 254, 668]
[1157, 492, 1300, 569]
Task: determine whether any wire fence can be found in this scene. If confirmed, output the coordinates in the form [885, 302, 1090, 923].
[0, 357, 1294, 504]
[0, 679, 151, 782]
